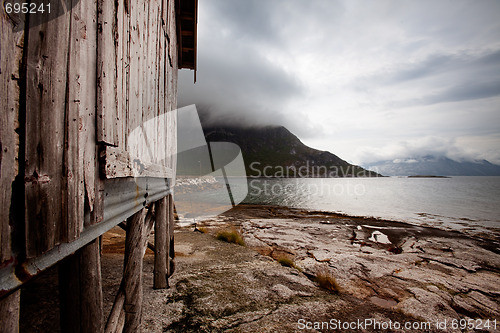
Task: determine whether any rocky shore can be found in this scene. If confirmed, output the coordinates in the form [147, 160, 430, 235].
[20, 204, 500, 332]
[147, 204, 500, 332]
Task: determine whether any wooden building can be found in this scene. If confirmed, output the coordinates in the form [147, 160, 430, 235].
[0, 0, 197, 331]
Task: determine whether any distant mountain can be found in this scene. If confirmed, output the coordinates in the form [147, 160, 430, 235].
[364, 156, 500, 176]
[201, 125, 380, 177]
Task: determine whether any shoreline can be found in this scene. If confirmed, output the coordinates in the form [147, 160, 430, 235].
[182, 203, 500, 252]
[175, 176, 500, 241]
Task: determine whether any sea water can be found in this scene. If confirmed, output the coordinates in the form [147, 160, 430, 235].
[242, 176, 500, 236]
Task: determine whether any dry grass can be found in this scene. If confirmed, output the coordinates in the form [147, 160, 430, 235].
[198, 226, 208, 234]
[277, 256, 302, 271]
[315, 269, 340, 294]
[277, 256, 295, 267]
[216, 228, 245, 246]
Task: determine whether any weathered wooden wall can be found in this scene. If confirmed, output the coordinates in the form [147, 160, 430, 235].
[1, 0, 197, 330]
[99, 0, 178, 181]
[0, 0, 179, 261]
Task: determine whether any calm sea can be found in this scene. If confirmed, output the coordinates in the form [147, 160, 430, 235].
[242, 176, 500, 236]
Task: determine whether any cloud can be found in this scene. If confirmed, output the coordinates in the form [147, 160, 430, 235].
[422, 79, 500, 105]
[356, 48, 500, 106]
[178, 39, 303, 128]
[178, 0, 500, 166]
[354, 135, 500, 166]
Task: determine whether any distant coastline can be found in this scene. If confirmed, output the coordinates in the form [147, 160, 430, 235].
[407, 175, 451, 178]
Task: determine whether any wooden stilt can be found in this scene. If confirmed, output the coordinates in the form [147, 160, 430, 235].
[167, 194, 175, 276]
[154, 197, 168, 288]
[0, 290, 20, 333]
[80, 239, 104, 332]
[123, 209, 146, 333]
[59, 254, 81, 332]
[105, 207, 155, 333]
[104, 285, 125, 333]
[60, 238, 104, 333]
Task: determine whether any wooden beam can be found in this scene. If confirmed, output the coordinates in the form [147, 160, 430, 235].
[0, 290, 20, 333]
[99, 145, 174, 179]
[154, 197, 168, 289]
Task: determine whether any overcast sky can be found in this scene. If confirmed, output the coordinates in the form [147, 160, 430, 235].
[178, 0, 500, 165]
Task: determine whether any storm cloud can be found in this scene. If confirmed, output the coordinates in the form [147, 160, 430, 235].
[178, 0, 500, 165]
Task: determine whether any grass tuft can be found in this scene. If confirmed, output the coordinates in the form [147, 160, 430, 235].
[316, 269, 340, 294]
[198, 226, 208, 234]
[277, 256, 302, 271]
[216, 228, 245, 246]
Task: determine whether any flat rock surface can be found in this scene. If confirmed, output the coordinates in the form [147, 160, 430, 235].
[145, 230, 416, 332]
[191, 205, 500, 332]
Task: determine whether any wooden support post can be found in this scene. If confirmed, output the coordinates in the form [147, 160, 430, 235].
[154, 197, 168, 288]
[167, 194, 175, 276]
[0, 290, 20, 333]
[123, 209, 146, 333]
[104, 285, 125, 333]
[59, 239, 104, 333]
[80, 240, 104, 332]
[105, 208, 155, 333]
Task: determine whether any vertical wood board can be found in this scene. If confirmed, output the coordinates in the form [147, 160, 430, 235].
[0, 11, 23, 262]
[97, 0, 118, 146]
[24, 3, 71, 257]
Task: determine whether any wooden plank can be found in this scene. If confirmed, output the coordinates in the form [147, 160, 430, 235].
[121, 4, 131, 153]
[151, 1, 160, 164]
[165, 0, 176, 173]
[0, 9, 23, 263]
[153, 197, 168, 288]
[140, 0, 151, 165]
[161, 0, 169, 33]
[80, 0, 98, 212]
[99, 145, 174, 179]
[0, 289, 20, 332]
[63, 0, 86, 243]
[97, 0, 118, 146]
[157, 4, 167, 170]
[116, 0, 124, 149]
[126, 0, 141, 154]
[24, 1, 71, 257]
[117, 0, 130, 149]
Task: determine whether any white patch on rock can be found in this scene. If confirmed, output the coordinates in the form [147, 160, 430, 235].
[368, 231, 391, 244]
